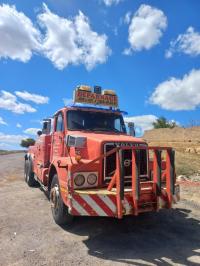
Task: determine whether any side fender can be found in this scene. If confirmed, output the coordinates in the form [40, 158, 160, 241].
[48, 158, 72, 206]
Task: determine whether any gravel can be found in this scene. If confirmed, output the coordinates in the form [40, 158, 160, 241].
[0, 153, 200, 266]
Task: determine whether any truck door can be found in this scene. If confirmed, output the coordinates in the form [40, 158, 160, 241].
[52, 112, 64, 158]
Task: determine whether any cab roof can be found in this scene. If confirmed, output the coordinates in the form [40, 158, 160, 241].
[55, 104, 128, 116]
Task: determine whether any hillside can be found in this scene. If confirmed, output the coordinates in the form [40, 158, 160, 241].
[143, 127, 200, 176]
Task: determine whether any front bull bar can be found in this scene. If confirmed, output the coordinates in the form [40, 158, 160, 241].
[71, 146, 176, 218]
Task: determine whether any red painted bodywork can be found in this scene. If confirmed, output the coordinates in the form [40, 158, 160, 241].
[28, 106, 180, 218]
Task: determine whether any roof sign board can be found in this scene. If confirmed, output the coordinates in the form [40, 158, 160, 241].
[73, 89, 118, 108]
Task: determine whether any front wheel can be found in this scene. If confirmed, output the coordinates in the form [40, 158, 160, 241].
[50, 174, 73, 225]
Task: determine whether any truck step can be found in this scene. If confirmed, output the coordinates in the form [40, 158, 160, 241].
[35, 177, 48, 192]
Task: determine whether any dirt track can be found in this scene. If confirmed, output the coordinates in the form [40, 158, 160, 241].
[0, 153, 200, 266]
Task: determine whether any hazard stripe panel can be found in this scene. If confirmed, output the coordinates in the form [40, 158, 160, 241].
[72, 198, 89, 216]
[82, 195, 107, 216]
[98, 195, 116, 213]
[90, 194, 114, 216]
[73, 194, 98, 216]
[70, 194, 117, 217]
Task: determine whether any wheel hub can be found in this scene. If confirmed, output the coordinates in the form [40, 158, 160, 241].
[50, 185, 60, 211]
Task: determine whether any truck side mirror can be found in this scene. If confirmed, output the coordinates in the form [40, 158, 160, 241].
[42, 119, 51, 135]
[128, 122, 135, 137]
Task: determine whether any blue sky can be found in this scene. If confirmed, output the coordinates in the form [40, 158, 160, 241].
[0, 0, 200, 149]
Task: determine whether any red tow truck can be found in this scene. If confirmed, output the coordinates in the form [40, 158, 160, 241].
[25, 85, 180, 225]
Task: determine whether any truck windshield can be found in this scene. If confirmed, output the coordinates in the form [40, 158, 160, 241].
[67, 110, 126, 133]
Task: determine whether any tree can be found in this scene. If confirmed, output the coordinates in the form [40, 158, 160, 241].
[20, 138, 35, 148]
[153, 116, 177, 129]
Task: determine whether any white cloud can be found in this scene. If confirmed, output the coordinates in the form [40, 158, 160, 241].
[63, 98, 73, 106]
[124, 115, 158, 134]
[0, 4, 110, 70]
[0, 90, 36, 114]
[123, 48, 132, 55]
[0, 132, 27, 144]
[0, 117, 7, 125]
[38, 4, 111, 70]
[16, 123, 22, 128]
[125, 4, 167, 54]
[113, 27, 118, 36]
[15, 90, 49, 104]
[165, 49, 173, 59]
[0, 4, 41, 62]
[124, 11, 131, 24]
[30, 119, 43, 124]
[149, 69, 200, 111]
[102, 0, 123, 6]
[0, 132, 29, 150]
[24, 128, 41, 135]
[165, 27, 200, 58]
[0, 142, 14, 150]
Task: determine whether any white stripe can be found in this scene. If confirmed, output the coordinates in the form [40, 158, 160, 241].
[72, 199, 88, 216]
[123, 197, 132, 213]
[124, 197, 130, 205]
[98, 195, 116, 213]
[81, 195, 107, 216]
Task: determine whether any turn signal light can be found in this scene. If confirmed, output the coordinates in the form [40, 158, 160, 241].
[75, 155, 82, 162]
[103, 90, 116, 96]
[76, 85, 91, 92]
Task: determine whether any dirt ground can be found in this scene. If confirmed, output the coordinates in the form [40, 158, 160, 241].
[0, 153, 200, 266]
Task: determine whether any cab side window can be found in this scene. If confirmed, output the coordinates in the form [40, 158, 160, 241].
[55, 113, 63, 132]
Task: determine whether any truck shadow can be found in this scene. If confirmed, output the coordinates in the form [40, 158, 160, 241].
[62, 207, 200, 265]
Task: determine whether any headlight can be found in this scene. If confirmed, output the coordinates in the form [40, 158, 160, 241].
[74, 174, 85, 186]
[87, 173, 97, 185]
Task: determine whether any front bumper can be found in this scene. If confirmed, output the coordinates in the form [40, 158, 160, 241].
[68, 184, 180, 217]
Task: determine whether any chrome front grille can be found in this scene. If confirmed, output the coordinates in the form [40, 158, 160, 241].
[103, 142, 148, 185]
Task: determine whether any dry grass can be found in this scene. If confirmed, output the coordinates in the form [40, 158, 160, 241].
[175, 151, 200, 176]
[143, 127, 200, 177]
[146, 142, 200, 177]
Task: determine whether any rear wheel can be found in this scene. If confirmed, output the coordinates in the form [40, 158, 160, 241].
[24, 158, 38, 187]
[50, 174, 73, 225]
[24, 160, 29, 181]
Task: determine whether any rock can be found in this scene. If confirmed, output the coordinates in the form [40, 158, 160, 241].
[196, 147, 200, 154]
[190, 148, 196, 153]
[190, 175, 200, 182]
[177, 175, 189, 182]
[185, 147, 196, 153]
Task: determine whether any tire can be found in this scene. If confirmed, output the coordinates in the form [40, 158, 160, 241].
[24, 160, 29, 182]
[24, 159, 38, 187]
[50, 174, 73, 225]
